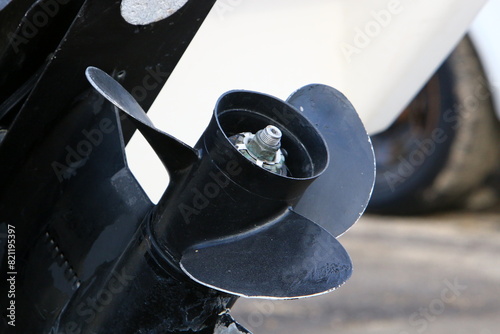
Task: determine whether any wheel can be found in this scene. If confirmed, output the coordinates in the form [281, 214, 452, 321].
[368, 37, 500, 214]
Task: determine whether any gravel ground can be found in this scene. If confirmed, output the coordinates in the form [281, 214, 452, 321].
[231, 210, 500, 334]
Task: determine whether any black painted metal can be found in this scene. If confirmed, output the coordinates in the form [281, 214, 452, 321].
[0, 0, 86, 115]
[0, 2, 375, 332]
[0, 1, 223, 332]
[0, 0, 217, 190]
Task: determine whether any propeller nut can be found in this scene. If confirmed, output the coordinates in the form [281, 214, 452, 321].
[229, 125, 287, 175]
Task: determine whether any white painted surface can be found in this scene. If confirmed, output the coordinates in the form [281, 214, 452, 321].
[470, 0, 500, 119]
[127, 0, 489, 202]
[148, 0, 488, 139]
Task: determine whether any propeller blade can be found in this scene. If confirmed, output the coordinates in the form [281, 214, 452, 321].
[180, 209, 352, 299]
[85, 66, 199, 173]
[287, 84, 375, 237]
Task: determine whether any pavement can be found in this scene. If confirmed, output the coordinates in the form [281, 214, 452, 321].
[231, 210, 500, 334]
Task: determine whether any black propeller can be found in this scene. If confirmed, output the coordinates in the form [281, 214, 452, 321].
[85, 67, 375, 299]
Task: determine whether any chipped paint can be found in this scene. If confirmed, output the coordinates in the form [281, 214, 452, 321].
[121, 0, 189, 25]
